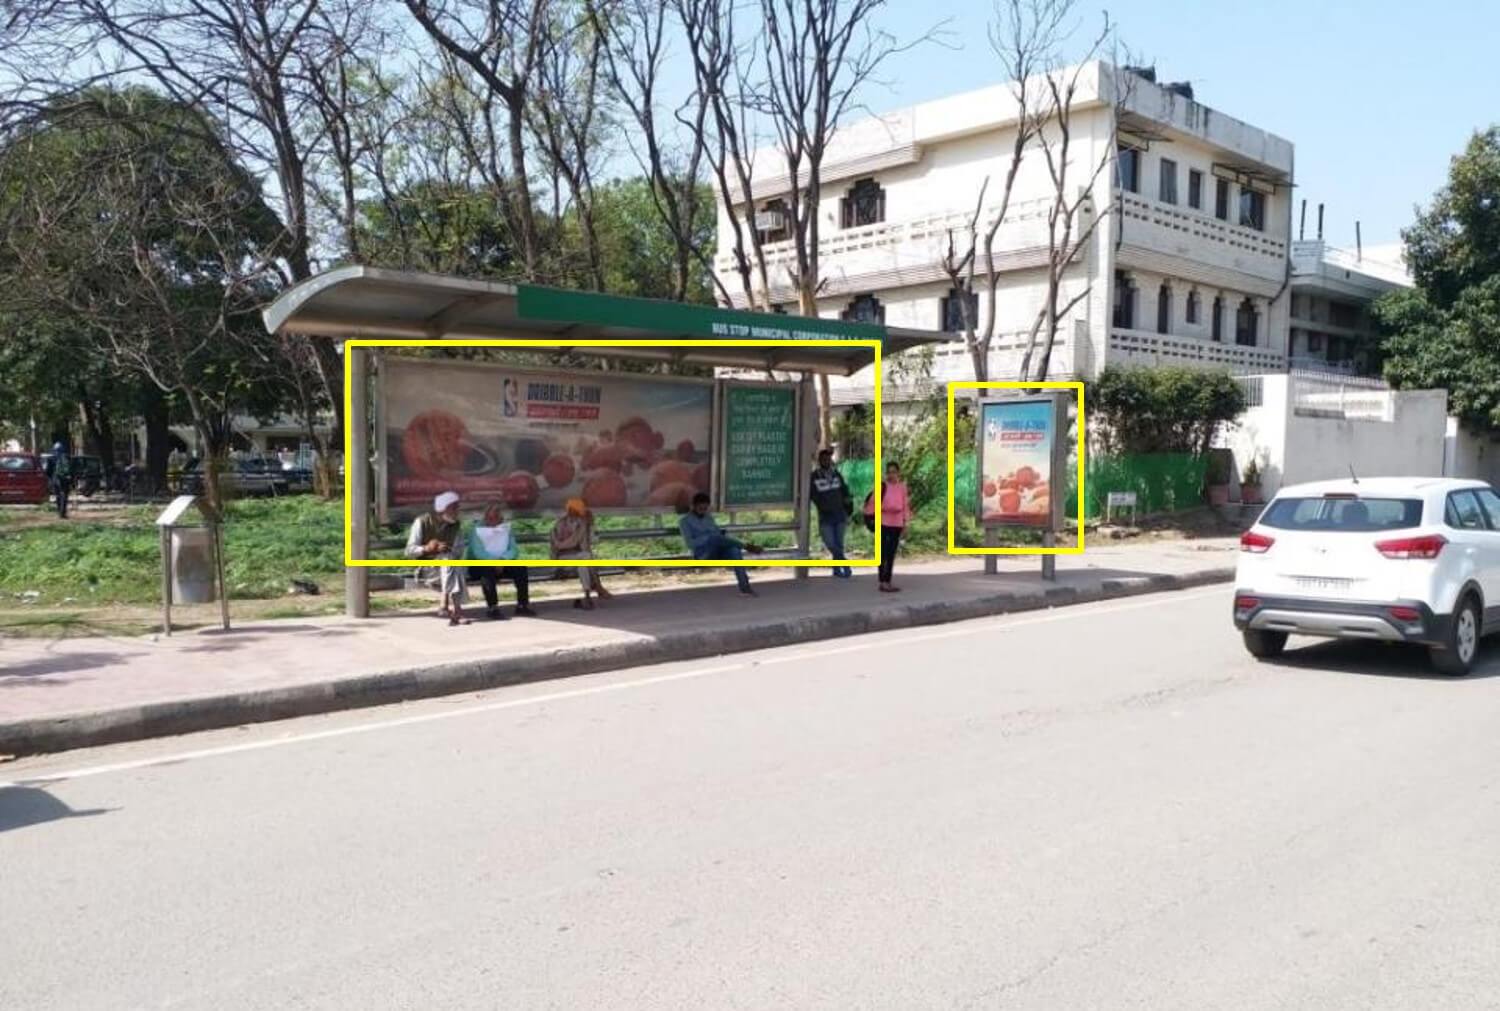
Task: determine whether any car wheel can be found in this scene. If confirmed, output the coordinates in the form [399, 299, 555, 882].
[1242, 629, 1288, 659]
[1430, 596, 1480, 677]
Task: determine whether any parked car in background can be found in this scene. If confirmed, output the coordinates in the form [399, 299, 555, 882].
[273, 456, 316, 494]
[0, 452, 48, 505]
[179, 456, 290, 498]
[1233, 477, 1500, 676]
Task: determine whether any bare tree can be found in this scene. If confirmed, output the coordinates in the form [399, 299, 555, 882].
[402, 0, 550, 279]
[939, 0, 1068, 381]
[1017, 26, 1127, 382]
[938, 1, 1130, 385]
[591, 0, 717, 303]
[751, 0, 939, 444]
[527, 3, 607, 290]
[676, 0, 775, 311]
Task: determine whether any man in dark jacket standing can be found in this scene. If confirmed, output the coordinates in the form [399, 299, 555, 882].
[810, 448, 854, 578]
[44, 441, 73, 519]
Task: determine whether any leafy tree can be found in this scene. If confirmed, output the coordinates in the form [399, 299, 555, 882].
[0, 87, 287, 511]
[1379, 127, 1500, 431]
[1087, 366, 1246, 456]
[590, 177, 715, 302]
[1403, 127, 1500, 310]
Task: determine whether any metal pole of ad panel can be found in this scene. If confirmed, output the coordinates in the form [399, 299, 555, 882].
[347, 343, 370, 618]
[1040, 392, 1066, 582]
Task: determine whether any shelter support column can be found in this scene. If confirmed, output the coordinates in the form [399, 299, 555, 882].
[794, 373, 816, 581]
[347, 342, 371, 618]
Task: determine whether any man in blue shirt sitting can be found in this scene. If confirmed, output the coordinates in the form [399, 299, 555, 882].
[679, 492, 763, 596]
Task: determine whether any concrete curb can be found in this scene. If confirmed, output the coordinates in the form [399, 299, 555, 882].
[0, 567, 1234, 756]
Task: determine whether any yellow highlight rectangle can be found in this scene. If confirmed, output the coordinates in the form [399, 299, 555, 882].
[946, 380, 1086, 556]
[343, 338, 883, 568]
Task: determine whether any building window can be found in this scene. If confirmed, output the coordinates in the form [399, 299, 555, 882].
[1236, 297, 1259, 346]
[940, 287, 978, 334]
[1159, 158, 1178, 205]
[1112, 270, 1136, 329]
[840, 178, 885, 229]
[1188, 169, 1203, 210]
[1330, 301, 1361, 328]
[755, 198, 790, 244]
[1215, 178, 1230, 221]
[1211, 295, 1224, 341]
[1239, 188, 1266, 231]
[1117, 146, 1141, 194]
[1186, 288, 1200, 325]
[842, 294, 884, 324]
[1156, 283, 1172, 334]
[1308, 332, 1324, 353]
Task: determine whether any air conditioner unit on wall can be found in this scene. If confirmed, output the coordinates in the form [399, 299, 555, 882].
[754, 210, 785, 232]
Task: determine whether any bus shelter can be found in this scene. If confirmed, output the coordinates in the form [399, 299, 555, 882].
[262, 266, 953, 617]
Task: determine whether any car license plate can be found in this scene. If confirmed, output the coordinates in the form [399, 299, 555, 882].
[1294, 575, 1355, 591]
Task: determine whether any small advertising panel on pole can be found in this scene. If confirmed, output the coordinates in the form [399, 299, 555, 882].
[976, 392, 1070, 577]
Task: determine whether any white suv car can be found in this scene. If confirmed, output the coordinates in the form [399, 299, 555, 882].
[1233, 477, 1500, 676]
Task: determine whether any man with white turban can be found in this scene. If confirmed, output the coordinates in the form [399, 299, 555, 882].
[405, 490, 470, 625]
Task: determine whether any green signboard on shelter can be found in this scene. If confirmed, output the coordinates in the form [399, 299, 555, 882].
[722, 385, 796, 506]
[516, 284, 885, 344]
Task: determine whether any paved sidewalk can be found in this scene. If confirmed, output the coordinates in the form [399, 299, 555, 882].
[0, 539, 1236, 754]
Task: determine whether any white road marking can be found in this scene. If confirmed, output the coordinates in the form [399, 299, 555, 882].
[2, 585, 1227, 787]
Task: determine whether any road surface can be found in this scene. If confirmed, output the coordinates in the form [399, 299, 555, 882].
[4, 586, 1500, 1009]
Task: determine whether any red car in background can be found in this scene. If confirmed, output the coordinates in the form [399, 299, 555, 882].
[0, 452, 48, 505]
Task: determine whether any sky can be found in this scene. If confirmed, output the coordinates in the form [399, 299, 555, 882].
[848, 0, 1498, 250]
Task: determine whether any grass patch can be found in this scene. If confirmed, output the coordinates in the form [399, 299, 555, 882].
[0, 496, 346, 607]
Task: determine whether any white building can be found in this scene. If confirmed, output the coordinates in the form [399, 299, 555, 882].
[1287, 239, 1411, 376]
[714, 62, 1297, 401]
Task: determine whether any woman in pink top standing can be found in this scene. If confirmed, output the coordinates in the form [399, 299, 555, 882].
[876, 461, 911, 592]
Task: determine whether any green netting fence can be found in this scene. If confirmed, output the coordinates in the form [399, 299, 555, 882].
[839, 452, 1205, 523]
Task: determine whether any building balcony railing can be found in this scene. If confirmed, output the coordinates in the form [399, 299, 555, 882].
[1108, 328, 1286, 374]
[1117, 191, 1288, 263]
[1287, 355, 1364, 377]
[713, 193, 1079, 277]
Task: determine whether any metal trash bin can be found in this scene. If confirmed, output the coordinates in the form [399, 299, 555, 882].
[156, 494, 228, 633]
[170, 526, 217, 604]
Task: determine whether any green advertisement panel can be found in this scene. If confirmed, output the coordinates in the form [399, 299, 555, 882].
[721, 384, 796, 507]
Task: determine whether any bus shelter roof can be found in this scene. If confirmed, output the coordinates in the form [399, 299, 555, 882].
[261, 266, 954, 375]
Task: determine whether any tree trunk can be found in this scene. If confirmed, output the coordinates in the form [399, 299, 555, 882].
[142, 386, 171, 495]
[505, 91, 540, 279]
[75, 393, 114, 474]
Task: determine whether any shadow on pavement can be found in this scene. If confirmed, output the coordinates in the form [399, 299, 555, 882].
[1269, 638, 1500, 681]
[1, 652, 128, 680]
[0, 787, 111, 834]
[381, 565, 1187, 635]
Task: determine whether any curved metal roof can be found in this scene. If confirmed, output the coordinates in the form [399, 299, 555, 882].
[261, 266, 954, 375]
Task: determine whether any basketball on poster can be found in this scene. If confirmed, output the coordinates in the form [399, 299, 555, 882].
[979, 399, 1055, 526]
[382, 357, 713, 515]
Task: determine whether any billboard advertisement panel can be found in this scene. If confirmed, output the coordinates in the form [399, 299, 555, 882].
[977, 396, 1062, 527]
[381, 358, 714, 516]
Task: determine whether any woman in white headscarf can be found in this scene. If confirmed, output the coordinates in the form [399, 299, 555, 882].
[405, 490, 470, 625]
